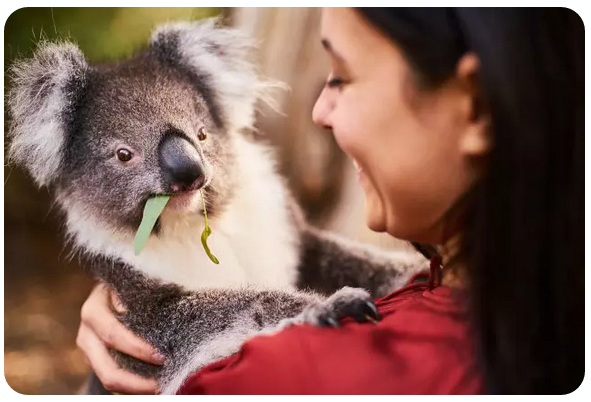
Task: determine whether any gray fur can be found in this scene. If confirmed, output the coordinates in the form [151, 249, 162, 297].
[151, 19, 269, 133]
[7, 19, 428, 394]
[88, 257, 337, 394]
[297, 225, 426, 297]
[7, 41, 89, 187]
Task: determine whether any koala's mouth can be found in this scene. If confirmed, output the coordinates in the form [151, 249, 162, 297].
[169, 173, 206, 193]
[147, 184, 214, 217]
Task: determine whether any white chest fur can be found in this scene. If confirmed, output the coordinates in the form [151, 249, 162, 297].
[62, 137, 300, 292]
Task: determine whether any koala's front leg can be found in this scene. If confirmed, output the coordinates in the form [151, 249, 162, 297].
[81, 276, 324, 393]
[137, 286, 329, 394]
[95, 259, 382, 393]
[101, 274, 318, 391]
[116, 284, 378, 394]
[296, 226, 430, 297]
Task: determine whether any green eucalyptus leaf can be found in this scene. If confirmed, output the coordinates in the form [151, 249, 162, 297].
[134, 195, 170, 255]
[200, 225, 219, 264]
[200, 190, 219, 264]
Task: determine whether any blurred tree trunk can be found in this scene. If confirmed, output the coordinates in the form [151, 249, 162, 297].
[230, 7, 344, 224]
[230, 8, 410, 251]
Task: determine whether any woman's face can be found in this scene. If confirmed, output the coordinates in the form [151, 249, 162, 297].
[313, 8, 488, 244]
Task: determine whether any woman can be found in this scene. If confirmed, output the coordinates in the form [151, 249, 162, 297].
[76, 8, 584, 394]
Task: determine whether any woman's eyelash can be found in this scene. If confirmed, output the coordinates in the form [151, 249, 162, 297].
[327, 77, 345, 88]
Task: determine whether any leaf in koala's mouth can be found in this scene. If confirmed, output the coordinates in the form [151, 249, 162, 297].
[200, 189, 219, 264]
[134, 194, 171, 255]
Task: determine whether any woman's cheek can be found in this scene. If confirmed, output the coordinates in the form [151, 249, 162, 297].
[332, 110, 367, 159]
[330, 121, 357, 159]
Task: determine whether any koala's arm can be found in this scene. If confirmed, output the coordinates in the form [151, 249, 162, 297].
[91, 257, 373, 392]
[93, 259, 318, 348]
[296, 226, 430, 297]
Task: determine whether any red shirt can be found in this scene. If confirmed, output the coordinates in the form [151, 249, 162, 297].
[177, 273, 483, 394]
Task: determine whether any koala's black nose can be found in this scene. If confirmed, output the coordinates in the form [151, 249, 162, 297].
[159, 135, 205, 193]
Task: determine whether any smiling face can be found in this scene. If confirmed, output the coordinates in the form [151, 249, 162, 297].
[313, 8, 489, 244]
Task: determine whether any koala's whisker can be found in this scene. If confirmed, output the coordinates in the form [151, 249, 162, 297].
[4, 167, 13, 186]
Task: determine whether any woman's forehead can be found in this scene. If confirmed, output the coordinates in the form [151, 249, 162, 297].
[320, 8, 363, 46]
[321, 9, 393, 53]
[320, 8, 407, 74]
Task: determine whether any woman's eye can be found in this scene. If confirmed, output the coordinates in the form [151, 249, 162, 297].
[116, 148, 133, 162]
[327, 76, 345, 88]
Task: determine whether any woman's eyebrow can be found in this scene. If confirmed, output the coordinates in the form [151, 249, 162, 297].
[321, 38, 345, 62]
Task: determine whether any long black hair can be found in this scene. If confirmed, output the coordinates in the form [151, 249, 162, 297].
[357, 8, 584, 394]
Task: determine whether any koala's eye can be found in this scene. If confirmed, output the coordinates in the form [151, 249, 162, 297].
[116, 148, 133, 162]
[198, 127, 208, 141]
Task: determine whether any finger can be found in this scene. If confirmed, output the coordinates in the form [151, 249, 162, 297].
[109, 290, 128, 314]
[81, 285, 165, 365]
[77, 324, 159, 395]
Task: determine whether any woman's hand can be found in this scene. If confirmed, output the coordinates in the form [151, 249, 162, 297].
[76, 283, 165, 394]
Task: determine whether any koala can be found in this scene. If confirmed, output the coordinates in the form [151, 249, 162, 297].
[7, 19, 428, 394]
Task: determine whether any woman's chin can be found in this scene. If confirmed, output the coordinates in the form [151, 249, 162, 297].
[363, 198, 387, 233]
[366, 219, 387, 233]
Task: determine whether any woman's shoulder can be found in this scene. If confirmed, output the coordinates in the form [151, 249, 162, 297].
[177, 277, 482, 395]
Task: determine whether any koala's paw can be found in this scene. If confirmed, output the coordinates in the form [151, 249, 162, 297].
[316, 287, 381, 327]
[278, 287, 380, 330]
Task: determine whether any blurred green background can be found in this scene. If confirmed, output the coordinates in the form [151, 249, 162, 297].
[5, 7, 220, 63]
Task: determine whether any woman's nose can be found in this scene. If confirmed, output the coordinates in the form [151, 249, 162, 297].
[312, 86, 333, 129]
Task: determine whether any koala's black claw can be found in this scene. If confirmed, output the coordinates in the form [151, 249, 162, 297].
[318, 315, 340, 328]
[364, 301, 381, 322]
[349, 300, 381, 324]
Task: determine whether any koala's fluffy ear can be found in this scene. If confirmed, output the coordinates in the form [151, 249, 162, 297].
[8, 41, 89, 187]
[150, 18, 272, 132]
